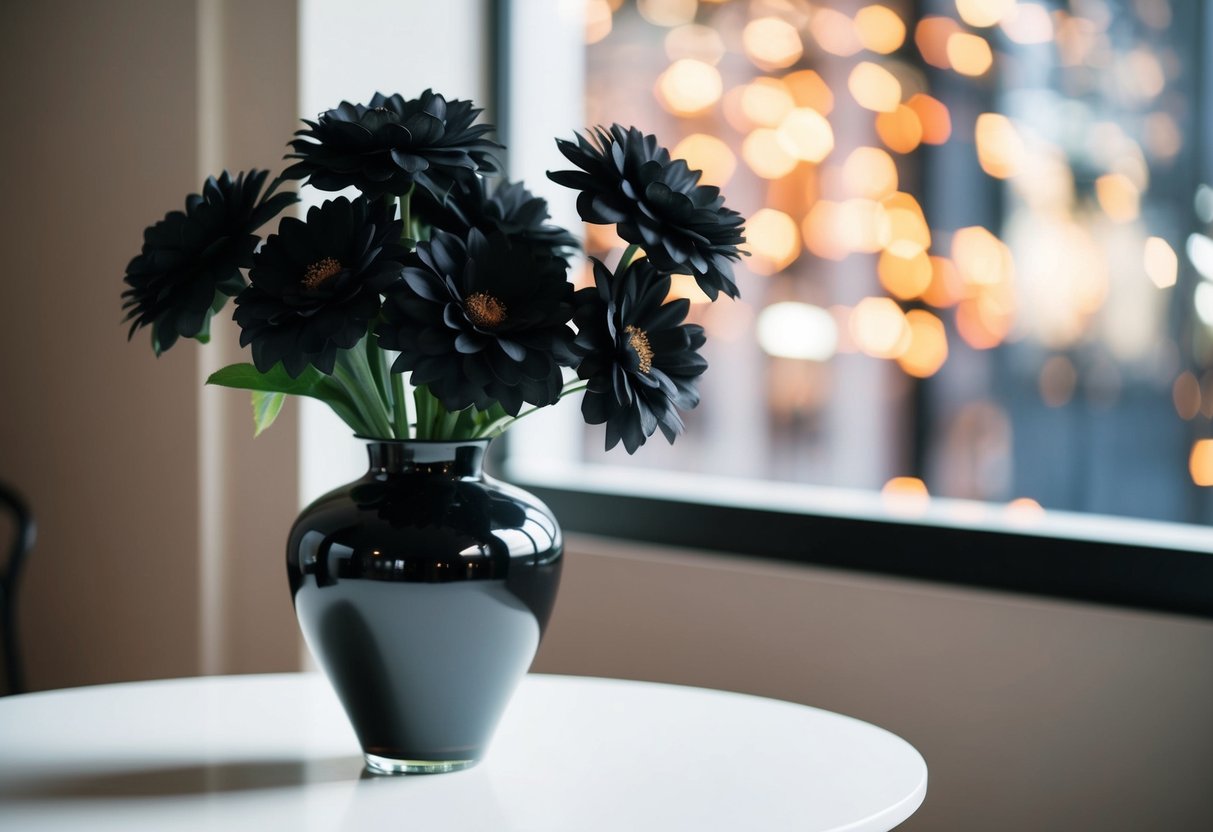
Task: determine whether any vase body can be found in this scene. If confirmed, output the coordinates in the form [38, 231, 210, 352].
[286, 439, 562, 774]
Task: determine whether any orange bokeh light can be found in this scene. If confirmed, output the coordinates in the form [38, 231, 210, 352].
[1190, 440, 1213, 486]
[898, 309, 949, 378]
[672, 133, 737, 188]
[842, 146, 899, 199]
[745, 208, 801, 275]
[743, 17, 804, 69]
[740, 78, 795, 127]
[879, 250, 933, 300]
[655, 58, 723, 116]
[851, 296, 910, 358]
[742, 128, 799, 179]
[783, 69, 835, 115]
[915, 16, 962, 69]
[876, 105, 923, 154]
[777, 108, 835, 163]
[908, 94, 952, 144]
[955, 0, 1015, 28]
[848, 61, 903, 113]
[1095, 173, 1140, 223]
[810, 8, 862, 57]
[975, 113, 1025, 179]
[854, 5, 906, 55]
[921, 256, 964, 308]
[585, 0, 613, 44]
[947, 32, 994, 76]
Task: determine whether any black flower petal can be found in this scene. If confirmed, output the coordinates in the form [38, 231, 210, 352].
[377, 228, 576, 416]
[548, 124, 746, 300]
[412, 177, 579, 258]
[572, 257, 708, 454]
[284, 90, 503, 202]
[233, 196, 408, 377]
[122, 170, 298, 354]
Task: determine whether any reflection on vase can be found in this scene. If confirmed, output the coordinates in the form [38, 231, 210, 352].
[287, 440, 562, 774]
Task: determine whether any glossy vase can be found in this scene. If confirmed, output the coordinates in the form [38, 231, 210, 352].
[286, 439, 562, 774]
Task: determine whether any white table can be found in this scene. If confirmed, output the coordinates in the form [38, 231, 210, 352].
[0, 673, 926, 831]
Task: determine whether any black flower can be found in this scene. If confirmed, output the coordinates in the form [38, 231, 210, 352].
[122, 170, 297, 354]
[377, 228, 575, 416]
[548, 124, 746, 300]
[234, 196, 408, 377]
[412, 177, 579, 258]
[573, 257, 708, 454]
[284, 90, 502, 202]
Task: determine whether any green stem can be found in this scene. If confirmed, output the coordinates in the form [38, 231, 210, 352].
[616, 243, 641, 276]
[398, 185, 414, 242]
[478, 380, 589, 438]
[390, 371, 411, 439]
[334, 349, 393, 438]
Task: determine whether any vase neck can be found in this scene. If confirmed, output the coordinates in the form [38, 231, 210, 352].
[365, 440, 489, 479]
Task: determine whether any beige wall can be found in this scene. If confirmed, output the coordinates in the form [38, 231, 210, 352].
[0, 0, 301, 691]
[534, 534, 1213, 832]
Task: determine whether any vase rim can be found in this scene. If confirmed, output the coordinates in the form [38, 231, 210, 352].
[354, 436, 492, 446]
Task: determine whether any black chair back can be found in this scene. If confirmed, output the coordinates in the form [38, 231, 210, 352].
[0, 483, 34, 696]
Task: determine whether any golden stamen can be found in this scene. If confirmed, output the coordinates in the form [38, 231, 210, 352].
[466, 292, 507, 328]
[302, 257, 342, 290]
[625, 325, 654, 374]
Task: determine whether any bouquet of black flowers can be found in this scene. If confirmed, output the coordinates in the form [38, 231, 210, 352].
[122, 90, 746, 454]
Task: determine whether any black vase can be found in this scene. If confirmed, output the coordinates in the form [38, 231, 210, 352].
[286, 439, 563, 774]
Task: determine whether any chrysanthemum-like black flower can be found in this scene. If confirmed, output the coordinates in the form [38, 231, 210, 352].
[377, 228, 576, 416]
[234, 196, 408, 377]
[573, 257, 708, 454]
[122, 170, 297, 354]
[284, 90, 502, 202]
[548, 124, 746, 300]
[412, 178, 579, 258]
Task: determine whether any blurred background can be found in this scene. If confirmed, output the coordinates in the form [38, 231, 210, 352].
[1, 1, 1212, 830]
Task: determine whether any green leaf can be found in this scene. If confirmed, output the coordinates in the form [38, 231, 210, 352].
[251, 390, 285, 436]
[207, 362, 372, 436]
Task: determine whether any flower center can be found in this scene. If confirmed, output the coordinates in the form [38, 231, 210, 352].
[302, 257, 342, 290]
[625, 325, 654, 374]
[466, 292, 507, 328]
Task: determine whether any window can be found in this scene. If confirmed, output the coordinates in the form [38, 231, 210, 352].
[498, 0, 1213, 616]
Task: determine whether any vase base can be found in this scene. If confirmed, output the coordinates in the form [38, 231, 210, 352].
[363, 752, 476, 775]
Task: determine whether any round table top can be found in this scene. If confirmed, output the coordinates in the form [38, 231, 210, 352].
[0, 673, 926, 831]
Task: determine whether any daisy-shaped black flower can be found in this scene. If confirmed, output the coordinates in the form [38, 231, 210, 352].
[122, 169, 297, 354]
[377, 228, 575, 416]
[233, 196, 408, 377]
[572, 256, 708, 454]
[548, 124, 746, 300]
[284, 90, 502, 202]
[412, 178, 579, 259]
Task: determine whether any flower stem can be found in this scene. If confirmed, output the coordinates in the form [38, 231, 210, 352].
[390, 370, 411, 439]
[478, 380, 589, 437]
[616, 243, 641, 276]
[334, 348, 394, 439]
[398, 185, 414, 242]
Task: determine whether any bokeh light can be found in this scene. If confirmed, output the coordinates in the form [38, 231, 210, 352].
[740, 78, 794, 127]
[672, 133, 737, 188]
[876, 105, 923, 154]
[783, 69, 835, 115]
[898, 310, 949, 378]
[908, 94, 952, 144]
[842, 146, 899, 199]
[742, 128, 799, 178]
[743, 17, 804, 69]
[757, 302, 838, 361]
[1143, 236, 1178, 289]
[848, 61, 903, 113]
[810, 8, 862, 57]
[586, 0, 613, 44]
[879, 250, 932, 300]
[851, 296, 911, 358]
[777, 108, 835, 163]
[655, 58, 723, 116]
[975, 113, 1026, 179]
[854, 5, 906, 55]
[947, 32, 994, 76]
[1190, 440, 1213, 487]
[637, 0, 697, 27]
[955, 0, 1015, 28]
[745, 208, 800, 275]
[915, 17, 962, 69]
